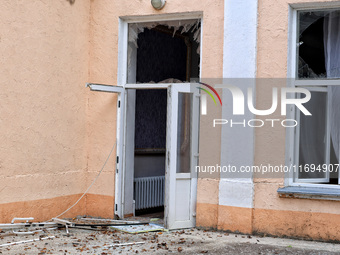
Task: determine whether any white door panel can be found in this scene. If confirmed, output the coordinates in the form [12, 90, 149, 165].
[175, 179, 191, 221]
[165, 84, 199, 230]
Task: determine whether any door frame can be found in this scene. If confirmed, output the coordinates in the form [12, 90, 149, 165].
[86, 83, 126, 218]
[116, 13, 203, 223]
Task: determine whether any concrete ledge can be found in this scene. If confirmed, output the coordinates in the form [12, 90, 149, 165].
[278, 186, 340, 201]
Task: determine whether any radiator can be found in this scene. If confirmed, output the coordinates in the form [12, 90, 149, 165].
[134, 176, 165, 210]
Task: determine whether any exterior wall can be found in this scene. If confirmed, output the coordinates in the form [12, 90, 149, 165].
[0, 0, 91, 222]
[0, 0, 224, 223]
[253, 0, 340, 241]
[4, 0, 338, 241]
[88, 0, 224, 222]
[0, 0, 119, 222]
[217, 0, 258, 234]
[214, 0, 340, 241]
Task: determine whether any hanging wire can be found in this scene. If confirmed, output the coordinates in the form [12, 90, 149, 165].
[49, 140, 117, 221]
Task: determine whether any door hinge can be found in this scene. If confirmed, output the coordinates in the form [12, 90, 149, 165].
[117, 156, 119, 164]
[118, 100, 121, 108]
[115, 204, 118, 211]
[116, 168, 118, 174]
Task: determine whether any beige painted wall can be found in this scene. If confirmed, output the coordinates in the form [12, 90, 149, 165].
[3, 0, 340, 236]
[255, 0, 340, 216]
[0, 0, 224, 222]
[0, 0, 90, 217]
[88, 0, 224, 217]
[4, 0, 339, 231]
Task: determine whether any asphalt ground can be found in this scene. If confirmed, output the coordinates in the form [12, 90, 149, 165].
[0, 227, 340, 254]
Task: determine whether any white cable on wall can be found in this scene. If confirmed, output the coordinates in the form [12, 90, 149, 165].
[50, 141, 117, 220]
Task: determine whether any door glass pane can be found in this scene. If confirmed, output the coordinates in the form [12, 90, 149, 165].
[298, 91, 327, 179]
[176, 93, 192, 173]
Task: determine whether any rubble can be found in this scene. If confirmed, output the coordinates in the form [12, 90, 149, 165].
[0, 224, 339, 254]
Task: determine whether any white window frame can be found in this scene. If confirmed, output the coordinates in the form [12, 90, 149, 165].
[286, 4, 340, 189]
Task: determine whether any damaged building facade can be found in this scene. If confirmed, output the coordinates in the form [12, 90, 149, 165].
[2, 0, 340, 241]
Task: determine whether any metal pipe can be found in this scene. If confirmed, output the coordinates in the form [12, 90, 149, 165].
[0, 222, 57, 230]
[0, 236, 55, 247]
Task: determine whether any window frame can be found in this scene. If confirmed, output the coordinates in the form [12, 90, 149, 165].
[286, 6, 340, 189]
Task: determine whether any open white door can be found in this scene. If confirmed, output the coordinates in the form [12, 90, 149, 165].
[165, 83, 199, 230]
[86, 83, 125, 219]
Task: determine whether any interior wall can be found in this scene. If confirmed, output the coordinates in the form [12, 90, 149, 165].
[134, 89, 167, 179]
[0, 0, 91, 222]
[134, 90, 167, 151]
[134, 155, 165, 178]
[136, 28, 188, 83]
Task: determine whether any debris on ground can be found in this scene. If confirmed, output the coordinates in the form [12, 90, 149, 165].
[0, 217, 340, 254]
[110, 223, 166, 234]
[0, 222, 339, 254]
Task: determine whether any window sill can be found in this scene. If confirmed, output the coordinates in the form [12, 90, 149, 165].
[277, 186, 340, 201]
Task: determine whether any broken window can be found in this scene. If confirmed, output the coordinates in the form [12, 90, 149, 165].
[294, 10, 340, 184]
[128, 20, 201, 84]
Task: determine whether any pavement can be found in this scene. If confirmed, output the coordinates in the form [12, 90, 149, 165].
[0, 226, 340, 254]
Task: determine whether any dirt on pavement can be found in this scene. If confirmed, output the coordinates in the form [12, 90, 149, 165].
[0, 227, 339, 254]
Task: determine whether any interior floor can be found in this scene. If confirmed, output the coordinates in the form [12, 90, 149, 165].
[126, 211, 165, 227]
[135, 206, 164, 216]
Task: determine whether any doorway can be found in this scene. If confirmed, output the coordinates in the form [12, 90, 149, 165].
[133, 88, 167, 218]
[119, 16, 201, 229]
